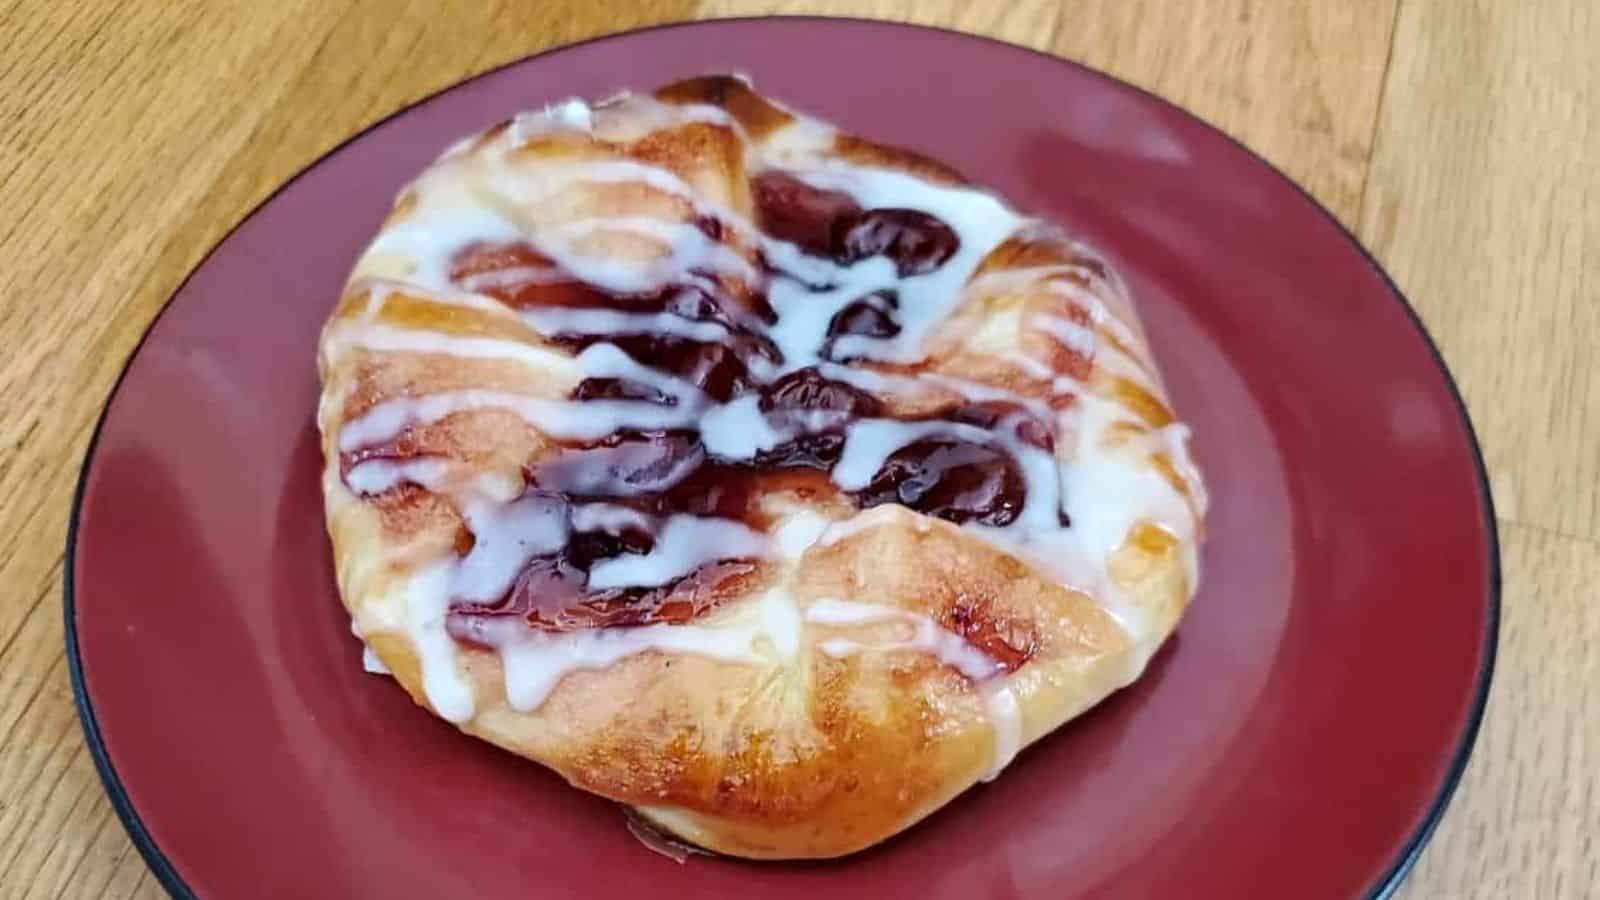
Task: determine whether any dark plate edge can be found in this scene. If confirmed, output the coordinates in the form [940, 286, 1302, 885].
[61, 15, 1501, 899]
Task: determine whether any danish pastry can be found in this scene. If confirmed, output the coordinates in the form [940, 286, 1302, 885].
[317, 75, 1206, 859]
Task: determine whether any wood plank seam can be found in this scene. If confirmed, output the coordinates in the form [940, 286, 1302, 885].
[1496, 516, 1599, 548]
[42, 797, 117, 900]
[26, 767, 105, 900]
[1354, 0, 1407, 233]
[0, 718, 86, 875]
[83, 838, 135, 900]
[0, 568, 62, 663]
[0, 655, 68, 751]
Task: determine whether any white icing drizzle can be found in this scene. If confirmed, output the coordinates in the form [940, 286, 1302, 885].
[322, 321, 575, 376]
[1010, 352, 1057, 381]
[520, 307, 731, 344]
[344, 457, 450, 495]
[698, 394, 784, 458]
[806, 598, 1021, 779]
[571, 341, 707, 404]
[351, 618, 393, 675]
[494, 621, 761, 711]
[404, 562, 475, 722]
[970, 261, 1157, 381]
[334, 83, 1207, 730]
[813, 504, 908, 548]
[917, 371, 1057, 418]
[339, 388, 697, 450]
[807, 598, 998, 679]
[381, 494, 775, 720]
[361, 206, 523, 291]
[454, 265, 571, 293]
[570, 502, 654, 534]
[509, 98, 594, 144]
[587, 516, 767, 590]
[353, 277, 515, 319]
[1156, 423, 1210, 516]
[590, 93, 740, 140]
[526, 215, 759, 295]
[362, 645, 392, 675]
[978, 683, 1023, 781]
[756, 587, 804, 659]
[832, 419, 991, 490]
[456, 585, 802, 712]
[1033, 313, 1098, 361]
[453, 493, 570, 604]
[771, 511, 831, 559]
[760, 168, 1023, 370]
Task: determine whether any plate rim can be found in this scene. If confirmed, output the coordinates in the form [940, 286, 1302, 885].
[62, 16, 1501, 899]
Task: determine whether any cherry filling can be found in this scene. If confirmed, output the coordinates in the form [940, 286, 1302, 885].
[946, 604, 1036, 672]
[447, 385, 1038, 636]
[448, 527, 758, 636]
[821, 292, 902, 361]
[339, 427, 425, 474]
[357, 169, 1058, 666]
[513, 276, 783, 404]
[829, 292, 900, 337]
[556, 333, 761, 403]
[527, 431, 705, 498]
[450, 243, 780, 357]
[752, 432, 845, 471]
[759, 366, 882, 425]
[752, 171, 861, 256]
[751, 173, 961, 277]
[832, 209, 959, 277]
[948, 401, 1055, 453]
[854, 439, 1025, 527]
[448, 240, 549, 282]
[572, 377, 677, 405]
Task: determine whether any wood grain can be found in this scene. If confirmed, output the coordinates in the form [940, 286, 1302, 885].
[0, 0, 1592, 896]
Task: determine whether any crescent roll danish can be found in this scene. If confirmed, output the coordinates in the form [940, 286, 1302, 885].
[316, 75, 1206, 859]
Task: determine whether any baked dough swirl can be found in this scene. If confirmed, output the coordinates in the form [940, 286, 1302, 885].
[317, 76, 1206, 859]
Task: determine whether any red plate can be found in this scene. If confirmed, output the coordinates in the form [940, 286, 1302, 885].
[68, 18, 1497, 899]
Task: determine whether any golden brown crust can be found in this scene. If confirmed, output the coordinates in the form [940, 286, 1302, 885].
[318, 77, 1204, 859]
[654, 75, 796, 140]
[830, 133, 971, 186]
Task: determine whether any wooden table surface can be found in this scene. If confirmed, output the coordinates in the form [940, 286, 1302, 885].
[2, 1, 1594, 897]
